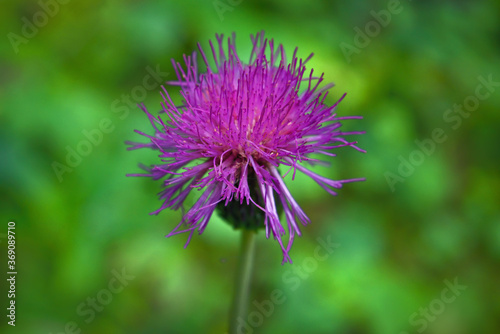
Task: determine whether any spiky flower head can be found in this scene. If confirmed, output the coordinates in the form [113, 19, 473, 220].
[127, 32, 365, 264]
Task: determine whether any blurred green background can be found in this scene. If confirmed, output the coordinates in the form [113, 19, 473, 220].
[1, 0, 499, 333]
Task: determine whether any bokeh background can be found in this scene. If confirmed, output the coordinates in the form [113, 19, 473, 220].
[1, 0, 499, 333]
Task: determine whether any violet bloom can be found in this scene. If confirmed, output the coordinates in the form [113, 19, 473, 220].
[127, 32, 365, 264]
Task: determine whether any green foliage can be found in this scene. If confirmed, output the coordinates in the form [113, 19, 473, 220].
[1, 0, 499, 333]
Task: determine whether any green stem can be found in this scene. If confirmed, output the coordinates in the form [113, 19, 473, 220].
[229, 229, 256, 334]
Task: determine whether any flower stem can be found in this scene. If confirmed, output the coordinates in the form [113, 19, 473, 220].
[229, 229, 256, 334]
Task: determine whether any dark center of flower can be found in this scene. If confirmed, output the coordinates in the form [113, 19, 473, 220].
[216, 167, 282, 231]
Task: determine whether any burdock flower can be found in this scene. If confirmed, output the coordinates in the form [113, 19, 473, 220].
[127, 32, 365, 264]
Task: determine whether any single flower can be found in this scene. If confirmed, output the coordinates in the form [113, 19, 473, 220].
[127, 32, 365, 264]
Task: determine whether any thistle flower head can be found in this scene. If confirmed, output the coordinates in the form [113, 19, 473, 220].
[127, 32, 365, 264]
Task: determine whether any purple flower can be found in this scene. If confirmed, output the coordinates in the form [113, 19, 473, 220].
[127, 32, 365, 264]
